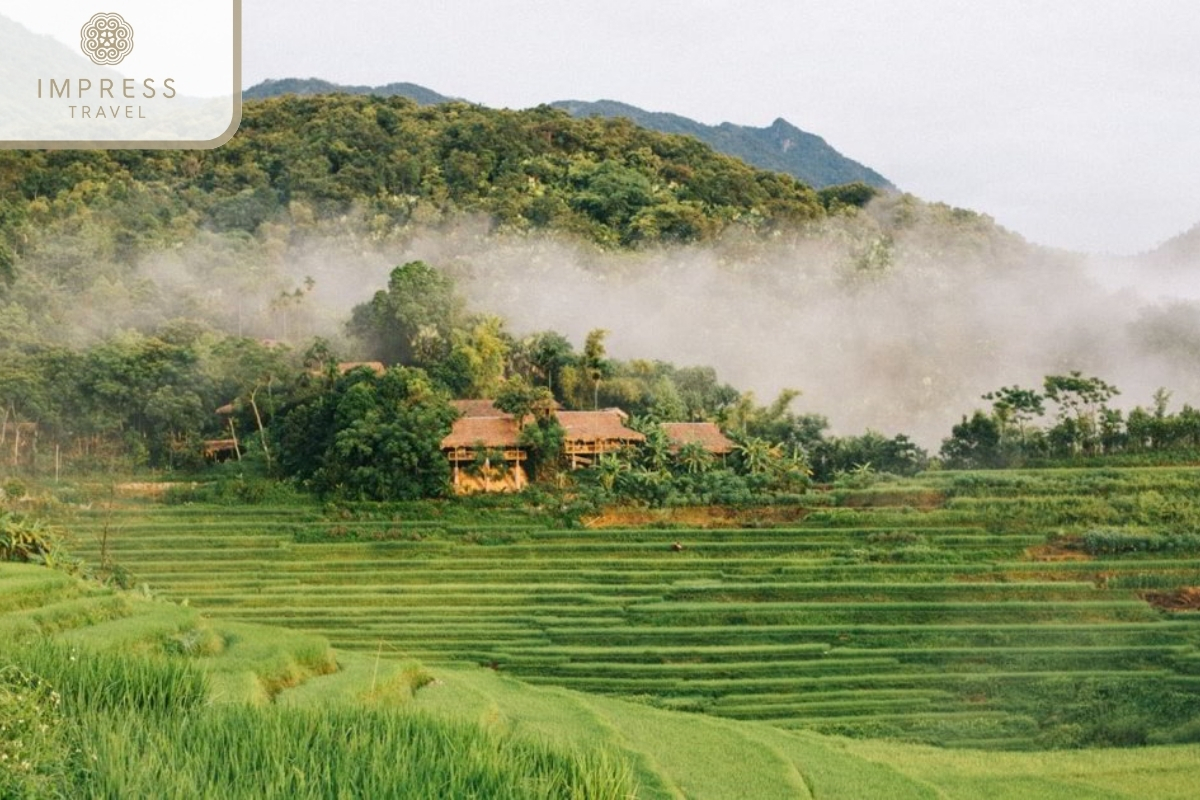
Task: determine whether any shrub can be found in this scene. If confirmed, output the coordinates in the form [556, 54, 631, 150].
[1081, 529, 1200, 556]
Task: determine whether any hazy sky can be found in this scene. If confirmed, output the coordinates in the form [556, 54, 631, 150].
[243, 1, 1200, 255]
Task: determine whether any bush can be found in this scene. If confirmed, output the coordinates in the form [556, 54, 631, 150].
[1, 477, 27, 501]
[1081, 529, 1200, 556]
[0, 512, 78, 573]
[163, 477, 304, 506]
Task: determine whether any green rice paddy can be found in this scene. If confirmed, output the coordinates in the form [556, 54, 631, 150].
[54, 465, 1200, 751]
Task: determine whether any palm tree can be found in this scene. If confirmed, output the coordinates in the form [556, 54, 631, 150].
[582, 329, 609, 410]
[734, 436, 782, 476]
[676, 441, 713, 475]
[595, 452, 630, 493]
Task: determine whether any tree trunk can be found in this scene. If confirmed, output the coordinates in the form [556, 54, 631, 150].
[249, 387, 272, 471]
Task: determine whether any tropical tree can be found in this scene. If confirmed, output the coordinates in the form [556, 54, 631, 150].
[632, 421, 672, 474]
[347, 261, 463, 366]
[733, 436, 783, 476]
[516, 331, 576, 397]
[582, 328, 610, 410]
[275, 366, 456, 500]
[594, 451, 630, 493]
[1043, 372, 1120, 455]
[940, 411, 1003, 469]
[982, 385, 1045, 450]
[494, 376, 555, 430]
[450, 315, 511, 399]
[675, 441, 713, 475]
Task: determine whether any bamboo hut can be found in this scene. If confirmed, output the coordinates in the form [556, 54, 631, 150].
[555, 409, 645, 468]
[441, 400, 528, 493]
[660, 422, 736, 455]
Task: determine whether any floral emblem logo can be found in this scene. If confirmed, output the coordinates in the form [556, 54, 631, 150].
[80, 12, 135, 66]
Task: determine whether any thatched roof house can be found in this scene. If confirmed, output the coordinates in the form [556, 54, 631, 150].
[441, 400, 527, 493]
[336, 361, 386, 376]
[440, 416, 522, 451]
[440, 400, 650, 483]
[660, 422, 735, 455]
[556, 410, 645, 467]
[202, 438, 240, 460]
[450, 399, 508, 419]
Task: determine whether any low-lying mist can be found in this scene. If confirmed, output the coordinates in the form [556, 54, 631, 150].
[89, 201, 1200, 447]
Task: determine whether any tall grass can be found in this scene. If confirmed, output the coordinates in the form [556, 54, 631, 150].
[7, 639, 208, 716]
[1, 641, 634, 799]
[77, 706, 634, 800]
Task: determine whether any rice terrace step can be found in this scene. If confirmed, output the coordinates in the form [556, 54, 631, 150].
[55, 466, 1200, 753]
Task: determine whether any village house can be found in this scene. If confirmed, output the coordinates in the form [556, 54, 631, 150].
[331, 361, 387, 376]
[659, 422, 736, 456]
[441, 400, 528, 493]
[441, 402, 649, 492]
[556, 409, 646, 468]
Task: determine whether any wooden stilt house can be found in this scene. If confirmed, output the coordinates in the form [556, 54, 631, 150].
[660, 422, 736, 456]
[441, 400, 529, 493]
[556, 409, 645, 468]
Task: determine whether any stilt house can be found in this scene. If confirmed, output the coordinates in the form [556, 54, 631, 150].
[441, 400, 528, 493]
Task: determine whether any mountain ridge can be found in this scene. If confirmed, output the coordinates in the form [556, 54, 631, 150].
[242, 77, 893, 191]
[551, 98, 894, 191]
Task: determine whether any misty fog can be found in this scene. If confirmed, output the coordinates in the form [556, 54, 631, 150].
[73, 199, 1200, 448]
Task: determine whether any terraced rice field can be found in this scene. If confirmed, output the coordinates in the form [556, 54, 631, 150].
[62, 467, 1200, 749]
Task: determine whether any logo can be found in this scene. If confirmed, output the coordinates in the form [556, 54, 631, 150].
[80, 12, 135, 66]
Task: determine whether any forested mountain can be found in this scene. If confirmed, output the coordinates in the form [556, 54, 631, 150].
[1, 88, 1020, 471]
[242, 78, 456, 105]
[551, 99, 894, 190]
[0, 92, 840, 282]
[242, 78, 892, 190]
[5, 88, 1198, 477]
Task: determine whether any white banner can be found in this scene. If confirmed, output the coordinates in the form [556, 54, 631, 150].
[0, 0, 240, 147]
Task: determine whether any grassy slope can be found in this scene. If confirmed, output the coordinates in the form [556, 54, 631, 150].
[404, 662, 1200, 800]
[4, 560, 1200, 797]
[53, 468, 1200, 750]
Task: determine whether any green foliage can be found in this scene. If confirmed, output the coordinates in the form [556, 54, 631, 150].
[815, 431, 927, 481]
[7, 639, 209, 717]
[945, 377, 1200, 468]
[940, 411, 1004, 469]
[74, 705, 634, 799]
[1, 638, 632, 799]
[347, 261, 463, 367]
[0, 331, 296, 471]
[0, 512, 76, 573]
[1080, 529, 1200, 556]
[0, 661, 70, 798]
[0, 96, 826, 273]
[162, 476, 305, 506]
[276, 366, 456, 500]
[518, 413, 566, 482]
[817, 181, 881, 210]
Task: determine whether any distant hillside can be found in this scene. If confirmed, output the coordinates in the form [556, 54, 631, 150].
[243, 77, 456, 105]
[0, 93, 835, 278]
[552, 99, 894, 191]
[1144, 221, 1200, 269]
[243, 79, 893, 191]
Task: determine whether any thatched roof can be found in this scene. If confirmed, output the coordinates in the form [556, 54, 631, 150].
[441, 416, 522, 449]
[661, 422, 735, 454]
[337, 361, 386, 376]
[202, 439, 239, 457]
[555, 410, 645, 443]
[451, 399, 510, 419]
[443, 402, 643, 450]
